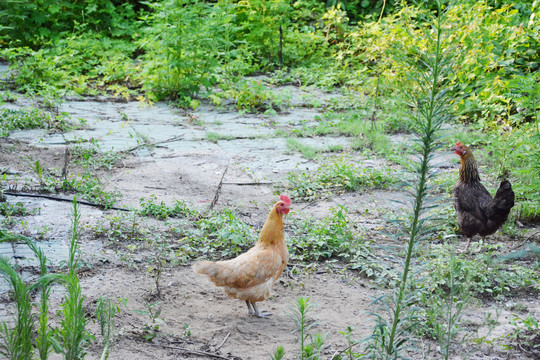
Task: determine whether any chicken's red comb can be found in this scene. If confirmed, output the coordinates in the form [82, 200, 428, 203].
[280, 195, 291, 206]
[456, 141, 462, 146]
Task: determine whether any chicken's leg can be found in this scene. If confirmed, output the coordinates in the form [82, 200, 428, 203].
[246, 301, 255, 316]
[250, 302, 271, 318]
[463, 236, 473, 252]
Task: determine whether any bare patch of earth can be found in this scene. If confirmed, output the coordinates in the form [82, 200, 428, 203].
[1, 90, 539, 359]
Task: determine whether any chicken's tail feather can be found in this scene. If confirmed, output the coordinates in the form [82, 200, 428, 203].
[192, 260, 228, 286]
[492, 180, 515, 213]
[192, 261, 217, 276]
[488, 180, 515, 229]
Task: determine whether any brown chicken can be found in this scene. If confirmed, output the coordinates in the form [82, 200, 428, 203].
[452, 141, 515, 251]
[192, 195, 291, 318]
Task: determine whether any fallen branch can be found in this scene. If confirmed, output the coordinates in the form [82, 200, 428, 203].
[222, 182, 273, 186]
[508, 231, 540, 252]
[120, 135, 184, 154]
[149, 343, 234, 360]
[215, 332, 230, 351]
[209, 166, 228, 212]
[3, 192, 130, 212]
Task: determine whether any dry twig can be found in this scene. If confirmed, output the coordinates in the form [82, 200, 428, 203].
[149, 343, 234, 360]
[209, 166, 228, 212]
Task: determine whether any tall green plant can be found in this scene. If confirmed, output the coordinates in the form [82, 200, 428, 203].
[421, 243, 471, 360]
[51, 197, 91, 360]
[365, 1, 455, 357]
[95, 296, 118, 360]
[25, 240, 53, 360]
[290, 297, 324, 360]
[0, 258, 35, 360]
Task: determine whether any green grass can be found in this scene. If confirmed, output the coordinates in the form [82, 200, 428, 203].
[424, 244, 540, 300]
[206, 132, 235, 143]
[71, 142, 122, 171]
[288, 206, 380, 277]
[0, 108, 72, 137]
[286, 155, 397, 201]
[138, 195, 196, 220]
[285, 139, 321, 160]
[0, 199, 92, 360]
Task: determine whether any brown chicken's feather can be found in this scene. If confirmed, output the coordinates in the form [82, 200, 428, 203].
[192, 197, 290, 305]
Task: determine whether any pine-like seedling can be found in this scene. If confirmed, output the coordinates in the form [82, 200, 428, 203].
[365, 1, 458, 358]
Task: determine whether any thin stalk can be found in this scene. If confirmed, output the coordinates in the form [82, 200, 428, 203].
[0, 258, 35, 360]
[25, 240, 53, 360]
[68, 196, 81, 276]
[385, 19, 444, 357]
[51, 197, 90, 360]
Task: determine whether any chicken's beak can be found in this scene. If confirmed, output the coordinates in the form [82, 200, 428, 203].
[451, 146, 456, 152]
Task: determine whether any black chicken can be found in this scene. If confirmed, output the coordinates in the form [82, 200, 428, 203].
[451, 141, 515, 251]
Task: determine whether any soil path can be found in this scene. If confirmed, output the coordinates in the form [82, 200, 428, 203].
[1, 84, 538, 359]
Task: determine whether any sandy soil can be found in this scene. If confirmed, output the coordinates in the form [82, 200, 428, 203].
[1, 94, 539, 360]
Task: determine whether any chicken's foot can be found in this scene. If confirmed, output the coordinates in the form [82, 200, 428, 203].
[247, 301, 272, 318]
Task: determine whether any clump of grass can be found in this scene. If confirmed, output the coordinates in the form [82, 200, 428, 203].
[0, 108, 72, 137]
[71, 141, 122, 171]
[0, 202, 31, 218]
[288, 206, 380, 277]
[185, 208, 253, 259]
[206, 132, 235, 143]
[138, 195, 197, 220]
[287, 155, 397, 201]
[503, 313, 540, 357]
[285, 138, 321, 160]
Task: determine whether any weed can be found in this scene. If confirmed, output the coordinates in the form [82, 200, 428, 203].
[288, 206, 380, 277]
[182, 323, 191, 338]
[133, 302, 165, 342]
[184, 209, 253, 259]
[0, 108, 72, 137]
[285, 138, 320, 160]
[286, 155, 397, 201]
[339, 326, 361, 359]
[51, 198, 91, 359]
[503, 313, 540, 356]
[0, 200, 97, 360]
[95, 296, 119, 360]
[366, 2, 455, 357]
[0, 202, 31, 218]
[95, 212, 147, 244]
[25, 239, 53, 360]
[71, 142, 121, 171]
[420, 242, 471, 359]
[206, 132, 234, 143]
[0, 91, 18, 103]
[138, 195, 197, 220]
[290, 297, 324, 360]
[270, 346, 286, 360]
[0, 258, 35, 359]
[147, 236, 167, 299]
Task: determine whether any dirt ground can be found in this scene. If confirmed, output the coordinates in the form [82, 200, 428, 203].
[1, 93, 539, 360]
